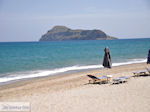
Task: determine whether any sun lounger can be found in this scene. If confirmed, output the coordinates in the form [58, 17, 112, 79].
[87, 75, 111, 84]
[133, 70, 147, 77]
[112, 76, 130, 84]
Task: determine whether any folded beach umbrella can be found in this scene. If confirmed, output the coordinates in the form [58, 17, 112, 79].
[147, 49, 150, 64]
[102, 47, 112, 68]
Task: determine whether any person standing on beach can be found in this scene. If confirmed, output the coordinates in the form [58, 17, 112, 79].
[147, 49, 150, 64]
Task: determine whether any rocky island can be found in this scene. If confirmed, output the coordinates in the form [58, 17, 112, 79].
[39, 26, 117, 41]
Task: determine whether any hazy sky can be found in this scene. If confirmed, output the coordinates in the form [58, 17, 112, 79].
[0, 0, 150, 42]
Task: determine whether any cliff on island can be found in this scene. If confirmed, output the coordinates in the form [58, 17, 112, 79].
[39, 26, 117, 41]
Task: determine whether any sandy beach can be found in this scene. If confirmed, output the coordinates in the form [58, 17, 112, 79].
[0, 62, 150, 112]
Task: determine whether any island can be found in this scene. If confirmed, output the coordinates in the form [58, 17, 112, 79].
[39, 26, 117, 41]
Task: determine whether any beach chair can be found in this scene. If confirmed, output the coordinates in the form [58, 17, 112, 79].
[133, 70, 147, 77]
[112, 76, 130, 84]
[87, 75, 111, 84]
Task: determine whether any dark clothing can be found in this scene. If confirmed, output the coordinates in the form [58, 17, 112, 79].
[147, 50, 150, 64]
[103, 48, 112, 68]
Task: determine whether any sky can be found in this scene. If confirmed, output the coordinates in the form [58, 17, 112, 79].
[0, 0, 150, 42]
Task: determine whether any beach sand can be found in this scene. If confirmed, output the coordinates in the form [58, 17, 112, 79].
[0, 63, 150, 112]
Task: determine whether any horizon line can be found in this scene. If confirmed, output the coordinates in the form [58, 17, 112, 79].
[0, 37, 150, 43]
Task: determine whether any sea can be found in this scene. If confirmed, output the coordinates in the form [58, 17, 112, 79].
[0, 38, 150, 84]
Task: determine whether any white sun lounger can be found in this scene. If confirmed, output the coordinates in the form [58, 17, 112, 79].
[133, 70, 147, 77]
[112, 76, 130, 84]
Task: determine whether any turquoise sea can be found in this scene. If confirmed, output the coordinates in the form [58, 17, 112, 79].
[0, 38, 150, 83]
